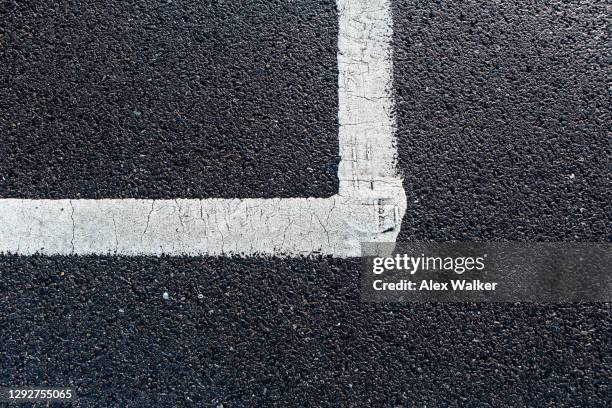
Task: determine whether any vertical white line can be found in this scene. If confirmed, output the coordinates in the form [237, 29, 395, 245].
[337, 0, 398, 195]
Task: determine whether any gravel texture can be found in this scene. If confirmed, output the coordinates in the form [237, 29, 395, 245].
[0, 0, 610, 406]
[0, 0, 339, 199]
[1, 256, 610, 407]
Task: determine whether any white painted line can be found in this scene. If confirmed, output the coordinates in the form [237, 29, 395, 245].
[0, 0, 406, 257]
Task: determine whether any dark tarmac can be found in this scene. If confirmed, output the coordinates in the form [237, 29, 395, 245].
[0, 0, 339, 199]
[1, 0, 610, 406]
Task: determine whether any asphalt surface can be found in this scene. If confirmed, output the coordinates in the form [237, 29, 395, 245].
[0, 0, 339, 199]
[394, 0, 610, 241]
[1, 0, 610, 407]
[2, 256, 610, 407]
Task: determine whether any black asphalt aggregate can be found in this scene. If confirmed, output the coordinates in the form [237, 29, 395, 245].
[0, 0, 339, 199]
[1, 0, 611, 407]
[1, 256, 610, 407]
[394, 0, 610, 241]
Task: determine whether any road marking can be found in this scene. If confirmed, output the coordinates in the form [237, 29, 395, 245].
[0, 0, 405, 257]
